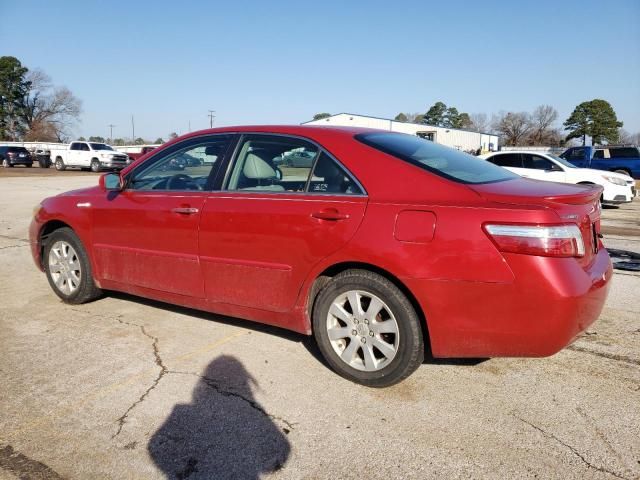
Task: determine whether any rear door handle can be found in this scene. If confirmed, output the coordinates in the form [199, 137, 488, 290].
[311, 209, 350, 221]
[171, 207, 199, 215]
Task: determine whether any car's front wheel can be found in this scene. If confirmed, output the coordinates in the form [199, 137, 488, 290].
[44, 227, 102, 304]
[2, 158, 8, 168]
[90, 159, 101, 172]
[312, 269, 424, 387]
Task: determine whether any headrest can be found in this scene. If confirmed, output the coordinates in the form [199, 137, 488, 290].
[243, 151, 277, 179]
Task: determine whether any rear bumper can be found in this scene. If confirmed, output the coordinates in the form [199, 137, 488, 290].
[7, 159, 33, 166]
[405, 248, 612, 358]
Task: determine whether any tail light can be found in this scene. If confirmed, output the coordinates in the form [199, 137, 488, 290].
[484, 224, 585, 258]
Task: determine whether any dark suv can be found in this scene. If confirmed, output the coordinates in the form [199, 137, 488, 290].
[0, 146, 34, 168]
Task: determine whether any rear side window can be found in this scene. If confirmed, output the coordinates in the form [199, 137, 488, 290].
[487, 153, 522, 168]
[609, 147, 640, 158]
[70, 143, 81, 151]
[356, 132, 518, 184]
[593, 150, 605, 159]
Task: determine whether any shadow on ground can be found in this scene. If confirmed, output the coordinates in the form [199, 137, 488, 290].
[148, 355, 291, 480]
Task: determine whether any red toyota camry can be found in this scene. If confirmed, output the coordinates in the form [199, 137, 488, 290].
[30, 126, 612, 386]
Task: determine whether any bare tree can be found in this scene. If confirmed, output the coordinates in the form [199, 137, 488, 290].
[529, 105, 558, 145]
[618, 128, 640, 145]
[469, 113, 489, 132]
[492, 112, 532, 146]
[23, 69, 82, 142]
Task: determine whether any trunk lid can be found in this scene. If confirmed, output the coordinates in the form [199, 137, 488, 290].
[471, 178, 603, 266]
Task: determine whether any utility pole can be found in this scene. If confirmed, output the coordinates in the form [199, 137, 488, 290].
[208, 110, 216, 128]
[108, 124, 116, 143]
[188, 120, 191, 133]
[131, 116, 135, 144]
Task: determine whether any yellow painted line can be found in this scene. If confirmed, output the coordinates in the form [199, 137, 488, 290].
[3, 330, 249, 438]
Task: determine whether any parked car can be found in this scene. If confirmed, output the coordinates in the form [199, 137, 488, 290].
[481, 150, 636, 205]
[31, 148, 52, 168]
[126, 146, 157, 163]
[30, 126, 612, 387]
[0, 146, 33, 168]
[560, 145, 640, 179]
[53, 141, 131, 172]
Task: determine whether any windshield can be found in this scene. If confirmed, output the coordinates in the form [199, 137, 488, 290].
[90, 143, 114, 151]
[549, 154, 577, 168]
[356, 132, 518, 184]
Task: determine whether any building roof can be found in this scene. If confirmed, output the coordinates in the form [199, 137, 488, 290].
[303, 112, 496, 136]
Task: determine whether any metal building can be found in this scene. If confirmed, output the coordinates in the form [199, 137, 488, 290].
[303, 113, 499, 153]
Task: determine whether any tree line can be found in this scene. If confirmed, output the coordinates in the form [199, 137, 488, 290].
[315, 99, 635, 147]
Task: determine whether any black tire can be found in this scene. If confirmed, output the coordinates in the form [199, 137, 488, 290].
[26, 163, 32, 168]
[312, 269, 424, 387]
[90, 159, 101, 173]
[55, 158, 65, 171]
[43, 227, 102, 304]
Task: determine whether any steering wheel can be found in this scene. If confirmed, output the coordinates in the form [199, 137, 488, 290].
[166, 173, 201, 190]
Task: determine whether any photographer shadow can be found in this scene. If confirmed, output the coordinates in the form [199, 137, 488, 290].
[148, 355, 290, 480]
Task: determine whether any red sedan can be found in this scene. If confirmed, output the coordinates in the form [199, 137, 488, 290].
[29, 126, 612, 386]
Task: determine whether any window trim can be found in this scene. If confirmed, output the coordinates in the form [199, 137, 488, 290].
[220, 132, 367, 197]
[123, 133, 236, 192]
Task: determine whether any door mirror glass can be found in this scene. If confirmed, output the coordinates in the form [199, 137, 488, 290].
[102, 173, 122, 191]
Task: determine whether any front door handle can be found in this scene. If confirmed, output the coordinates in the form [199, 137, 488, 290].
[171, 207, 199, 215]
[311, 209, 350, 221]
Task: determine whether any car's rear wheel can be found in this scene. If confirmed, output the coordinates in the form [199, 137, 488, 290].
[55, 158, 65, 171]
[90, 159, 101, 172]
[312, 269, 424, 387]
[2, 159, 8, 168]
[26, 163, 32, 168]
[44, 228, 102, 304]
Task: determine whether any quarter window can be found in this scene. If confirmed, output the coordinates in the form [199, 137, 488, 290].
[308, 152, 363, 194]
[129, 135, 231, 191]
[609, 147, 640, 158]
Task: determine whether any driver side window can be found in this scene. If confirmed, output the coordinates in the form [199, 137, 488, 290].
[129, 136, 231, 191]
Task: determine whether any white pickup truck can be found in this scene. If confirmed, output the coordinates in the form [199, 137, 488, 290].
[53, 141, 131, 172]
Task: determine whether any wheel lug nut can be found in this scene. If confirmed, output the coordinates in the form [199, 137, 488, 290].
[364, 320, 369, 325]
[354, 319, 359, 324]
[369, 331, 374, 337]
[361, 338, 366, 343]
[352, 330, 357, 336]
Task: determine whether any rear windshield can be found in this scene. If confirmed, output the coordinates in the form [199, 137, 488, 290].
[8, 147, 29, 153]
[356, 132, 517, 184]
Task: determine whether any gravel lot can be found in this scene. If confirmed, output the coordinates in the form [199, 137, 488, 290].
[1, 171, 638, 480]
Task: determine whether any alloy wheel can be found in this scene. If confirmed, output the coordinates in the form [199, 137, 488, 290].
[326, 290, 400, 372]
[48, 240, 82, 295]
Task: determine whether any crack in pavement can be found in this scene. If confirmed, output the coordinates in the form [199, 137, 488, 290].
[0, 244, 28, 250]
[0, 234, 29, 242]
[515, 415, 630, 480]
[112, 318, 168, 438]
[567, 345, 640, 366]
[169, 370, 296, 432]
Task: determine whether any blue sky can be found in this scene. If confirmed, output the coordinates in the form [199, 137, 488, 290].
[1, 0, 639, 140]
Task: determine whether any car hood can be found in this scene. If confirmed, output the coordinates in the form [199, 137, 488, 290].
[580, 168, 633, 181]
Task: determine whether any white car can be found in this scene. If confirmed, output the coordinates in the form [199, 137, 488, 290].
[480, 150, 636, 205]
[53, 141, 131, 172]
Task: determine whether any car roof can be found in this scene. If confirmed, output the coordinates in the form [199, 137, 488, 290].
[175, 125, 384, 141]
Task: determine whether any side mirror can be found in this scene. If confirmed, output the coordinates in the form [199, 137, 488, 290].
[100, 172, 123, 191]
